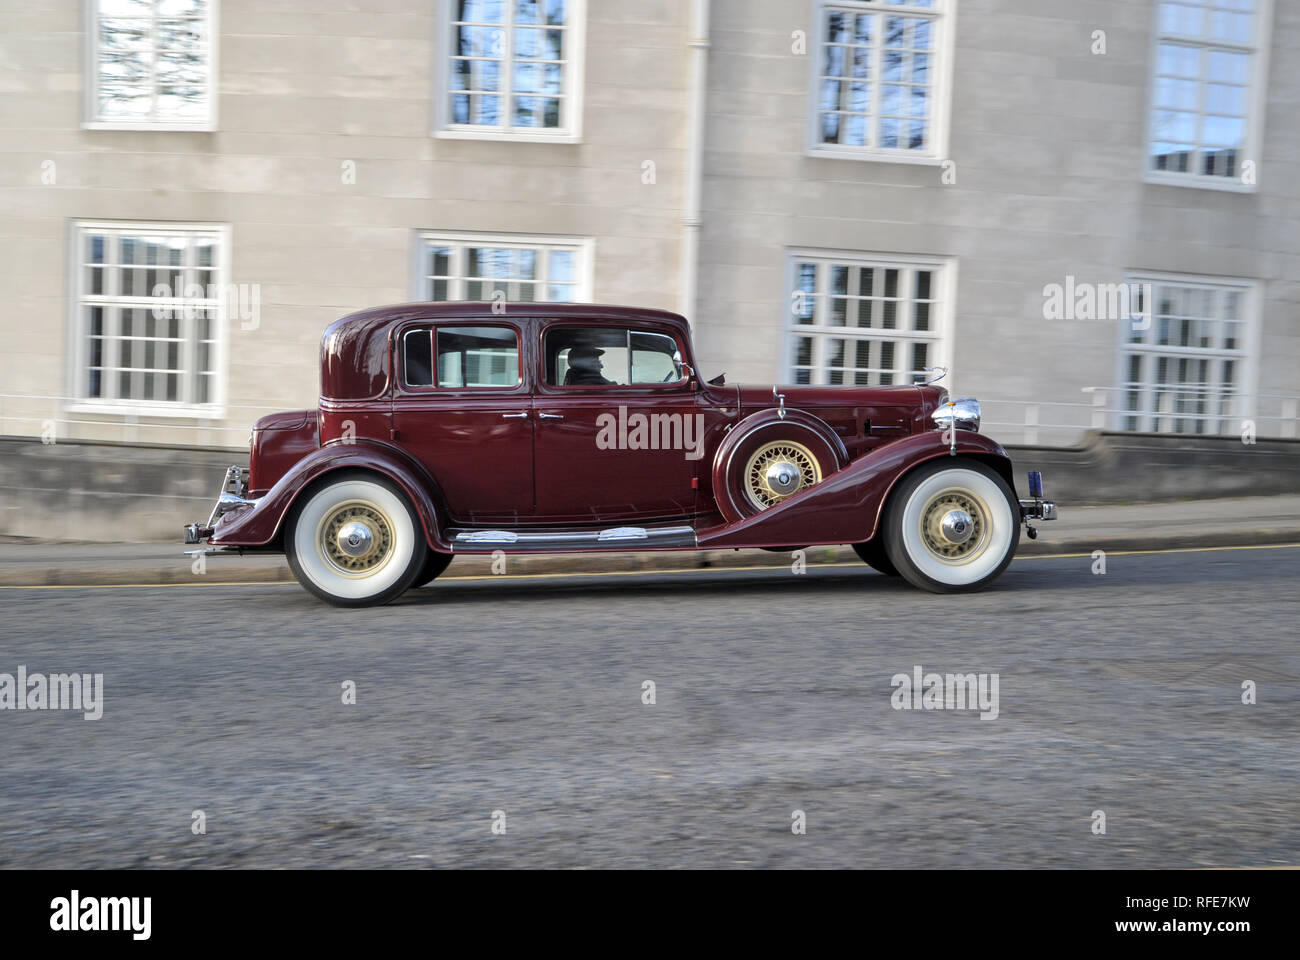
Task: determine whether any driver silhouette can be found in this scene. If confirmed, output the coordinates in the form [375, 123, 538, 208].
[564, 345, 614, 385]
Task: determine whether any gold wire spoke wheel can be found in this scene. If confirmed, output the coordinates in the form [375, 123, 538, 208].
[318, 500, 395, 576]
[918, 488, 990, 563]
[742, 440, 822, 511]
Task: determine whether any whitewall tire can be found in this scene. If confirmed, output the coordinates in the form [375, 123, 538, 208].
[285, 473, 427, 607]
[882, 460, 1020, 593]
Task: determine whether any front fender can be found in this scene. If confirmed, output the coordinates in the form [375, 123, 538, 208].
[697, 431, 1014, 550]
[211, 441, 451, 552]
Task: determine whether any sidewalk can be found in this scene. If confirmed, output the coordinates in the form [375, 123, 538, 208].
[1, 495, 1298, 586]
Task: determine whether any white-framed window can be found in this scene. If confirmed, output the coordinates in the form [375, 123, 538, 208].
[807, 0, 954, 163]
[1117, 273, 1258, 433]
[69, 221, 228, 414]
[1145, 0, 1273, 191]
[413, 231, 593, 303]
[434, 0, 585, 142]
[786, 251, 952, 385]
[84, 0, 218, 131]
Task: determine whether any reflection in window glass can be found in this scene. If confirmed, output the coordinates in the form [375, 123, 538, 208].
[92, 0, 214, 125]
[815, 1, 946, 155]
[448, 0, 575, 135]
[417, 234, 587, 304]
[1149, 1, 1259, 180]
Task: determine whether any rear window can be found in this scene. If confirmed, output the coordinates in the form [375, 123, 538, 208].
[403, 325, 521, 388]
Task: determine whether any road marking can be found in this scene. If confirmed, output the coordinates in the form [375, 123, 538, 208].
[1014, 541, 1300, 560]
[1, 541, 1297, 590]
[0, 580, 299, 590]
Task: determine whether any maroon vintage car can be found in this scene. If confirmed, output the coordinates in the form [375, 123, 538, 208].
[185, 302, 1056, 605]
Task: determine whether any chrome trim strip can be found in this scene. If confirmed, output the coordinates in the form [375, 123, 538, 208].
[455, 530, 520, 543]
[451, 525, 697, 551]
[598, 526, 650, 541]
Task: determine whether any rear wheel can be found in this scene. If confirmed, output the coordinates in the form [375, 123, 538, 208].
[285, 473, 426, 607]
[852, 539, 899, 577]
[882, 460, 1019, 593]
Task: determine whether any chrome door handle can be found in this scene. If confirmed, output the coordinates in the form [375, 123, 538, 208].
[502, 411, 530, 419]
[538, 412, 564, 420]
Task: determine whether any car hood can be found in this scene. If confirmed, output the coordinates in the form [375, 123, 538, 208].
[734, 383, 939, 412]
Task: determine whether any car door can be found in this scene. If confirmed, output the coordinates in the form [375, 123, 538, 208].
[391, 321, 534, 524]
[532, 322, 698, 524]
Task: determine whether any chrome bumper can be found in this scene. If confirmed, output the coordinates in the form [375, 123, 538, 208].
[184, 465, 252, 544]
[1018, 499, 1057, 521]
[1018, 470, 1056, 539]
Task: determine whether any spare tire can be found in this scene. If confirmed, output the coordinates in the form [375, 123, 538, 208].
[710, 410, 847, 523]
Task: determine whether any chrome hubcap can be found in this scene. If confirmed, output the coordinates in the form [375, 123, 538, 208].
[743, 441, 821, 511]
[336, 521, 374, 558]
[939, 509, 974, 545]
[320, 501, 393, 574]
[764, 460, 802, 497]
[920, 490, 988, 562]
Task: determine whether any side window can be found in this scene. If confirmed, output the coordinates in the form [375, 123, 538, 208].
[403, 325, 521, 388]
[629, 332, 680, 383]
[404, 329, 434, 387]
[545, 326, 683, 386]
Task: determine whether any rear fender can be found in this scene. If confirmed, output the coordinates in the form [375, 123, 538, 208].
[211, 441, 452, 552]
[697, 431, 1014, 550]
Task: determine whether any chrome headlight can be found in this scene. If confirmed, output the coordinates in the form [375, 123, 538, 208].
[932, 397, 981, 433]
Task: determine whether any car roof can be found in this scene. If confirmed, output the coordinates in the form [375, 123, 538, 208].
[320, 302, 691, 401]
[339, 301, 686, 326]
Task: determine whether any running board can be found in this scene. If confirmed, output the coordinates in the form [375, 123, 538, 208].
[449, 524, 697, 552]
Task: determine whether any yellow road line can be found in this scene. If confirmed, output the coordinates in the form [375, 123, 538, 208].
[1, 541, 1296, 590]
[0, 580, 299, 590]
[1014, 541, 1300, 560]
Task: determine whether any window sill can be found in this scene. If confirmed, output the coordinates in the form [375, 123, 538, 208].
[434, 127, 581, 145]
[65, 401, 227, 420]
[1143, 171, 1258, 194]
[82, 121, 217, 133]
[804, 146, 946, 166]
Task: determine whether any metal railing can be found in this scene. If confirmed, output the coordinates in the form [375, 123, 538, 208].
[980, 387, 1300, 446]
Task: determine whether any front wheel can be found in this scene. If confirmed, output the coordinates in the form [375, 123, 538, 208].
[285, 473, 427, 607]
[882, 460, 1019, 593]
[412, 550, 453, 588]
